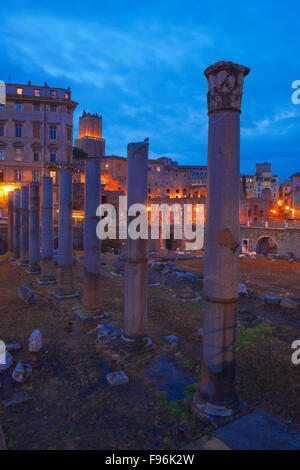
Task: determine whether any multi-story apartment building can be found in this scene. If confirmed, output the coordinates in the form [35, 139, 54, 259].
[0, 81, 77, 214]
[291, 172, 300, 219]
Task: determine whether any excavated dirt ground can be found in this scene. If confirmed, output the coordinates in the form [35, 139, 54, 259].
[0, 252, 299, 449]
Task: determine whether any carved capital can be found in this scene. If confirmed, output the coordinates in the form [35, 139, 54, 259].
[204, 61, 250, 114]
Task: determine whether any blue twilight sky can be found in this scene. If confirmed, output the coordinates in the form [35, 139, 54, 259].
[0, 0, 299, 182]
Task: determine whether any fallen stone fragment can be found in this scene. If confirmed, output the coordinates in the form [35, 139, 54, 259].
[6, 344, 22, 352]
[28, 330, 42, 352]
[164, 335, 178, 345]
[280, 298, 298, 310]
[87, 324, 104, 335]
[18, 285, 37, 304]
[1, 394, 32, 408]
[288, 258, 294, 263]
[238, 283, 248, 296]
[264, 296, 280, 306]
[12, 361, 32, 383]
[97, 328, 110, 343]
[0, 352, 13, 372]
[106, 370, 129, 386]
[0, 425, 7, 450]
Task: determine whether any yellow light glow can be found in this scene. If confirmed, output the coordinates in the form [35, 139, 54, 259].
[278, 200, 283, 206]
[285, 206, 290, 211]
[147, 206, 151, 212]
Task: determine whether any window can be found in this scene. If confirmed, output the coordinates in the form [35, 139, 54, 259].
[50, 90, 56, 97]
[65, 92, 69, 99]
[15, 103, 23, 110]
[33, 151, 39, 161]
[15, 124, 22, 137]
[34, 89, 40, 97]
[15, 170, 22, 181]
[32, 170, 40, 182]
[16, 88, 23, 95]
[15, 149, 22, 161]
[49, 171, 56, 183]
[66, 127, 72, 141]
[0, 122, 4, 136]
[33, 123, 40, 139]
[50, 126, 56, 139]
[33, 104, 40, 111]
[50, 105, 57, 112]
[50, 152, 56, 162]
[157, 167, 160, 172]
[0, 149, 5, 160]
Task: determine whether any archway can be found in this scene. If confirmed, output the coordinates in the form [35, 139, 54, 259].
[256, 236, 278, 255]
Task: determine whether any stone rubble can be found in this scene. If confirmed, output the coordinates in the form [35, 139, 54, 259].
[28, 330, 42, 352]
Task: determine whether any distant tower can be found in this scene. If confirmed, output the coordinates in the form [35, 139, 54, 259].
[75, 111, 105, 157]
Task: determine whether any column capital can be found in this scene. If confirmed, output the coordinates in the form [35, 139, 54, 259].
[204, 61, 250, 114]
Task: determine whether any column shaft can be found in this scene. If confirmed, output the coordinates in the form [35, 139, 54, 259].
[20, 186, 29, 265]
[39, 176, 56, 283]
[13, 189, 21, 259]
[82, 158, 101, 312]
[122, 142, 151, 348]
[28, 182, 41, 274]
[8, 192, 14, 253]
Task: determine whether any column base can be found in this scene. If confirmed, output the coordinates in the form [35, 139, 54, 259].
[117, 332, 153, 354]
[37, 277, 57, 285]
[52, 290, 79, 299]
[191, 394, 249, 428]
[26, 268, 41, 275]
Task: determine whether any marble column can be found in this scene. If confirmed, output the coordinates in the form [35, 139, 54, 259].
[39, 176, 56, 284]
[19, 186, 29, 266]
[8, 191, 14, 253]
[28, 182, 41, 274]
[53, 169, 78, 298]
[13, 189, 21, 259]
[121, 141, 151, 350]
[82, 158, 101, 313]
[192, 61, 250, 423]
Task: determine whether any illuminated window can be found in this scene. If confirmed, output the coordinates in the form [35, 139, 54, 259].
[16, 88, 23, 95]
[15, 124, 22, 137]
[50, 152, 56, 162]
[65, 92, 69, 99]
[15, 170, 22, 181]
[157, 188, 161, 194]
[105, 163, 109, 168]
[15, 149, 22, 161]
[49, 171, 56, 183]
[50, 126, 56, 139]
[34, 89, 40, 97]
[157, 167, 160, 172]
[15, 103, 23, 110]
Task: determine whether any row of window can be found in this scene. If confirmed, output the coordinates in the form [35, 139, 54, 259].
[0, 148, 59, 162]
[16, 87, 69, 99]
[0, 122, 72, 140]
[0, 103, 72, 113]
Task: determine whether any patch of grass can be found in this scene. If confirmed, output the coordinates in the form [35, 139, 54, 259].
[237, 321, 274, 351]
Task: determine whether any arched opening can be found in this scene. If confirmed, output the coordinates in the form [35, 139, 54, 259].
[256, 236, 278, 255]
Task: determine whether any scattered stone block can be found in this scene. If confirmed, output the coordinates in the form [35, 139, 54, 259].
[0, 352, 13, 372]
[106, 370, 129, 386]
[97, 328, 110, 343]
[281, 298, 297, 310]
[288, 258, 294, 263]
[18, 285, 37, 304]
[238, 283, 248, 296]
[164, 335, 178, 345]
[264, 296, 280, 306]
[12, 361, 32, 383]
[87, 324, 104, 335]
[28, 330, 42, 352]
[1, 394, 32, 408]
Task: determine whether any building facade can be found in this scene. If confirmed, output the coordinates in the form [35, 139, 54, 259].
[0, 81, 77, 214]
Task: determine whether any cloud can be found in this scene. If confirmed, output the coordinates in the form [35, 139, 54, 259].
[242, 109, 298, 137]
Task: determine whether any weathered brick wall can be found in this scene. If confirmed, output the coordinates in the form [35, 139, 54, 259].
[240, 227, 300, 259]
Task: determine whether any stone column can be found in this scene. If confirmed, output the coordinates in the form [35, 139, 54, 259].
[121, 141, 151, 350]
[19, 186, 29, 266]
[28, 182, 41, 274]
[53, 169, 78, 298]
[192, 61, 250, 424]
[8, 191, 14, 253]
[82, 158, 101, 313]
[39, 176, 56, 284]
[13, 189, 21, 259]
